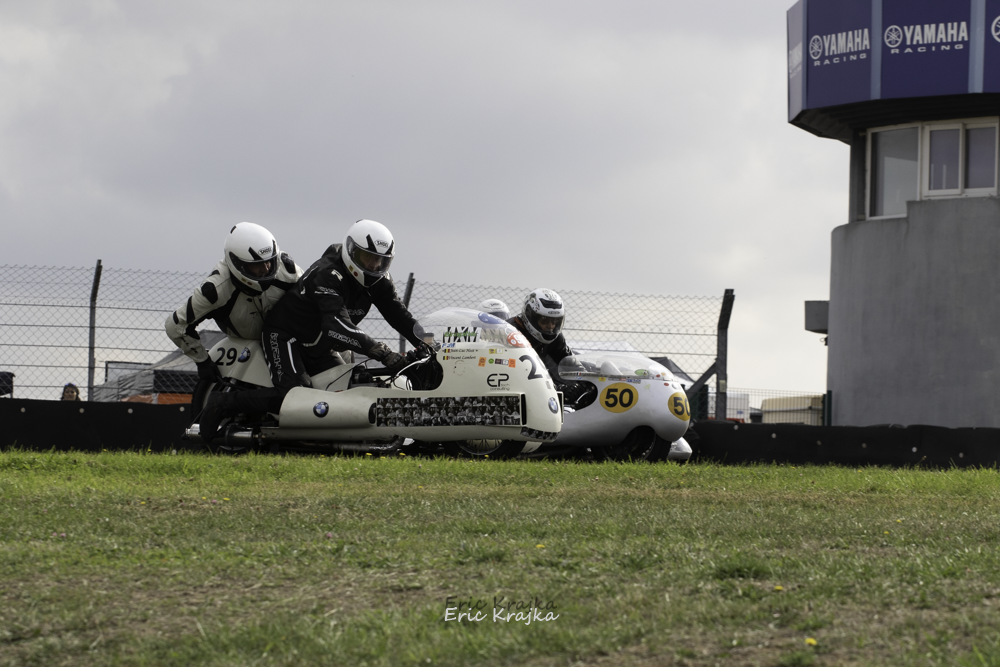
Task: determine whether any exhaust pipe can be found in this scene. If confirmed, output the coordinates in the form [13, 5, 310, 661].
[184, 423, 259, 446]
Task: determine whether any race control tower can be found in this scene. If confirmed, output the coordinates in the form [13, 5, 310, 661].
[788, 0, 1000, 427]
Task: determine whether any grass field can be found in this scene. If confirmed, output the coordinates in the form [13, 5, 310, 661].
[3, 449, 1000, 666]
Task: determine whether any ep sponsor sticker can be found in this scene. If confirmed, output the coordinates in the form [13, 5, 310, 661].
[668, 392, 690, 421]
[600, 383, 638, 413]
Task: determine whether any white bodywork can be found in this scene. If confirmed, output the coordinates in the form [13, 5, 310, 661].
[204, 308, 562, 451]
[556, 352, 691, 454]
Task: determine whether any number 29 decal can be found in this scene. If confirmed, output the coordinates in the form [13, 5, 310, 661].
[600, 383, 638, 413]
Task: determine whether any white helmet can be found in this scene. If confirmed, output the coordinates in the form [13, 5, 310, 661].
[478, 299, 510, 320]
[341, 219, 394, 287]
[521, 288, 565, 344]
[224, 222, 279, 294]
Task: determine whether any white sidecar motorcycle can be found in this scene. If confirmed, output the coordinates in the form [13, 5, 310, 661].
[545, 352, 693, 462]
[186, 308, 563, 456]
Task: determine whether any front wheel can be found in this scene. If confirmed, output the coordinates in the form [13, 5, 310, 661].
[191, 378, 256, 455]
[443, 439, 524, 460]
[592, 426, 668, 462]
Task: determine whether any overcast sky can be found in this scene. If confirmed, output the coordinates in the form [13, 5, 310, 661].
[0, 0, 849, 392]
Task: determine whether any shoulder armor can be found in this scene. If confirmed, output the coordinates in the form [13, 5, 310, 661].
[280, 252, 296, 274]
[200, 281, 219, 304]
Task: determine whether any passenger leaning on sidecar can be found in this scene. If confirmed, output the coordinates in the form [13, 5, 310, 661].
[165, 222, 302, 381]
[198, 219, 427, 438]
[507, 288, 592, 407]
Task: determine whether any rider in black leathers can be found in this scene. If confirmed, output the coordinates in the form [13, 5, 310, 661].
[198, 219, 425, 439]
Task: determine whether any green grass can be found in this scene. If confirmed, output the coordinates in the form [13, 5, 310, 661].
[3, 449, 1000, 665]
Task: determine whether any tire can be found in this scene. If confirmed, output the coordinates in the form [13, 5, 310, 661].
[191, 378, 255, 455]
[443, 439, 524, 459]
[593, 426, 668, 462]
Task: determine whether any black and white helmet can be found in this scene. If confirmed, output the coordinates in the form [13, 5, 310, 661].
[341, 219, 394, 287]
[521, 288, 565, 343]
[224, 222, 279, 294]
[478, 299, 510, 320]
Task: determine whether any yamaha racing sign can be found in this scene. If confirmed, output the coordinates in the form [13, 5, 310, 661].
[788, 0, 1000, 120]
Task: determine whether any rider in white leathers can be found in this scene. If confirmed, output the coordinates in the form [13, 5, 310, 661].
[165, 222, 302, 384]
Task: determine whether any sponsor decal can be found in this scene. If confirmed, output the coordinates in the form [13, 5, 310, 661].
[269, 333, 283, 379]
[884, 21, 968, 54]
[375, 238, 390, 248]
[598, 376, 606, 382]
[330, 269, 342, 280]
[487, 373, 510, 388]
[478, 357, 486, 367]
[788, 42, 802, 79]
[478, 312, 504, 324]
[506, 331, 529, 348]
[327, 330, 355, 345]
[313, 401, 329, 417]
[443, 326, 479, 344]
[315, 286, 339, 295]
[488, 348, 501, 354]
[600, 383, 638, 413]
[808, 27, 870, 68]
[258, 246, 273, 256]
[548, 397, 558, 414]
[635, 369, 648, 376]
[238, 347, 251, 362]
[626, 378, 641, 384]
[508, 359, 515, 368]
[488, 358, 494, 364]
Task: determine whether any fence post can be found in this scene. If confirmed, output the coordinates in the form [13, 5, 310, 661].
[399, 272, 416, 353]
[87, 259, 103, 401]
[714, 288, 735, 421]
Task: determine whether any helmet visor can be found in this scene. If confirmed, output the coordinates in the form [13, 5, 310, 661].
[526, 310, 564, 339]
[347, 238, 393, 276]
[229, 252, 279, 282]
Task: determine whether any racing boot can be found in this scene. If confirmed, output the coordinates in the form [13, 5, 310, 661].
[200, 388, 289, 441]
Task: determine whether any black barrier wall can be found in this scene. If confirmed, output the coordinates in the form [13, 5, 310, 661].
[691, 422, 1000, 468]
[0, 398, 194, 453]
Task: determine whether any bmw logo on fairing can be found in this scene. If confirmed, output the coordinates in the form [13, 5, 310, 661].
[314, 402, 329, 417]
[238, 347, 251, 362]
[548, 397, 559, 413]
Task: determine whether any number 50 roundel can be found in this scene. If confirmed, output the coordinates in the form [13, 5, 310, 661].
[600, 383, 638, 413]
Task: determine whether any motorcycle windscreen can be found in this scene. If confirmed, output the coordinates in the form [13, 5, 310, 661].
[415, 307, 530, 349]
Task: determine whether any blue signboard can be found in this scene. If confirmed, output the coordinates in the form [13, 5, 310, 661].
[986, 0, 1000, 93]
[788, 0, 996, 118]
[880, 0, 971, 99]
[788, 0, 805, 119]
[806, 0, 872, 109]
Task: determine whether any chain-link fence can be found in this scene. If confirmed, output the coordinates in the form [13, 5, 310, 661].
[0, 263, 726, 403]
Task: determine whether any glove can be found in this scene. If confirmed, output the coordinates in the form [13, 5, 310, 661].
[368, 342, 404, 368]
[415, 342, 436, 359]
[195, 358, 223, 383]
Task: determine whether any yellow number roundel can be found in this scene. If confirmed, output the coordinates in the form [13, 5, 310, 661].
[600, 383, 639, 413]
[668, 392, 690, 421]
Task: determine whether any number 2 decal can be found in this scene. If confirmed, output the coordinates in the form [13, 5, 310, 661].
[519, 355, 543, 380]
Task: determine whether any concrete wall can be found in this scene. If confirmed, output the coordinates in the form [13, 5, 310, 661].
[828, 197, 1000, 427]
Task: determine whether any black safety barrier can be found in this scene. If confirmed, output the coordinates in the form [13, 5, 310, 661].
[0, 398, 195, 453]
[690, 421, 1000, 468]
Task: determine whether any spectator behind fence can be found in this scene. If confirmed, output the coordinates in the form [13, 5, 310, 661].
[61, 383, 81, 401]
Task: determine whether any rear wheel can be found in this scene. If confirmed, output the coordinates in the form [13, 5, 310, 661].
[593, 426, 668, 462]
[443, 439, 524, 459]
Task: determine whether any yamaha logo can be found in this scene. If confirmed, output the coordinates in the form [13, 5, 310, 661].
[883, 21, 968, 54]
[809, 35, 823, 60]
[809, 27, 870, 67]
[884, 25, 903, 48]
[313, 402, 329, 417]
